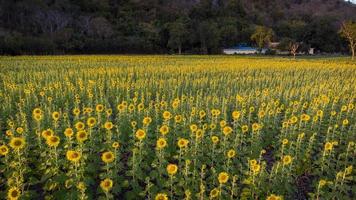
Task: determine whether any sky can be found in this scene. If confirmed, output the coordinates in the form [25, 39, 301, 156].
[345, 0, 356, 3]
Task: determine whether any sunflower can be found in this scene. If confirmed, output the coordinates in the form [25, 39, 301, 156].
[172, 101, 179, 109]
[33, 108, 42, 116]
[177, 138, 189, 148]
[65, 179, 73, 189]
[128, 104, 135, 111]
[319, 179, 327, 187]
[143, 117, 152, 125]
[282, 155, 293, 165]
[220, 120, 227, 128]
[0, 145, 9, 156]
[155, 193, 168, 200]
[52, 111, 60, 121]
[112, 142, 120, 149]
[135, 129, 146, 140]
[195, 129, 204, 139]
[137, 103, 144, 111]
[199, 110, 206, 118]
[106, 109, 112, 116]
[211, 109, 221, 117]
[251, 164, 261, 174]
[241, 125, 249, 133]
[75, 122, 85, 130]
[117, 104, 125, 111]
[249, 159, 257, 166]
[345, 165, 353, 175]
[210, 136, 219, 144]
[66, 150, 81, 163]
[73, 108, 80, 116]
[46, 135, 60, 147]
[7, 187, 21, 200]
[227, 149, 236, 159]
[298, 133, 305, 140]
[218, 172, 229, 184]
[100, 178, 113, 192]
[7, 122, 14, 129]
[190, 124, 198, 132]
[77, 181, 86, 191]
[87, 117, 97, 127]
[167, 164, 178, 176]
[258, 110, 266, 118]
[41, 129, 54, 139]
[6, 130, 13, 136]
[76, 130, 88, 143]
[342, 119, 349, 126]
[222, 126, 233, 136]
[290, 116, 298, 124]
[282, 139, 288, 145]
[330, 111, 337, 116]
[209, 188, 220, 198]
[232, 111, 241, 120]
[159, 125, 169, 135]
[174, 115, 183, 123]
[96, 104, 104, 112]
[9, 137, 26, 150]
[266, 194, 282, 200]
[64, 128, 74, 137]
[101, 151, 115, 163]
[104, 121, 113, 130]
[33, 113, 42, 121]
[209, 123, 216, 130]
[282, 122, 289, 128]
[324, 142, 333, 151]
[163, 111, 171, 120]
[301, 114, 310, 121]
[15, 127, 24, 134]
[252, 123, 261, 132]
[317, 110, 323, 117]
[156, 138, 167, 149]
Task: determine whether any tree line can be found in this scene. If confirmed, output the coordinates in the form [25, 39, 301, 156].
[0, 0, 355, 55]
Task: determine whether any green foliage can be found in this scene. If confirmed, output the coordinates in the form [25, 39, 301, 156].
[250, 26, 274, 50]
[0, 0, 355, 54]
[339, 21, 356, 60]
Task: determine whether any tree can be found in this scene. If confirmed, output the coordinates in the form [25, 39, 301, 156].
[197, 20, 220, 54]
[89, 17, 113, 39]
[218, 17, 239, 48]
[250, 26, 274, 52]
[303, 17, 341, 53]
[289, 42, 299, 59]
[339, 21, 356, 60]
[167, 18, 188, 54]
[277, 37, 300, 59]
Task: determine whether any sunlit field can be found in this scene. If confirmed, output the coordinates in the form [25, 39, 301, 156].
[0, 56, 355, 200]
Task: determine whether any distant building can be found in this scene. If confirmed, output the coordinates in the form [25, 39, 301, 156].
[269, 41, 315, 55]
[268, 42, 280, 49]
[308, 48, 315, 55]
[223, 44, 267, 55]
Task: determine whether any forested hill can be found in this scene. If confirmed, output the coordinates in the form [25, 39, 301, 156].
[0, 0, 355, 55]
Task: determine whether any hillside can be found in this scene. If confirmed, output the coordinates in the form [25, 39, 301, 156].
[0, 0, 355, 54]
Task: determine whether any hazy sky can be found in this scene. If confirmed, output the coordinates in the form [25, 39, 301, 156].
[345, 0, 356, 3]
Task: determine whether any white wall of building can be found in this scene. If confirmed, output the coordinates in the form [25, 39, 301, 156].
[223, 49, 258, 55]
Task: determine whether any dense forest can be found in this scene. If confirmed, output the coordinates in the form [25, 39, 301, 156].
[0, 0, 355, 54]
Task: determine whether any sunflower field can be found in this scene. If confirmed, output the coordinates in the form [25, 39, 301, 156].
[0, 55, 355, 200]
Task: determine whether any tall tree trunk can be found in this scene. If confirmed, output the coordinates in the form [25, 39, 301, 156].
[178, 44, 182, 55]
[352, 47, 355, 60]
